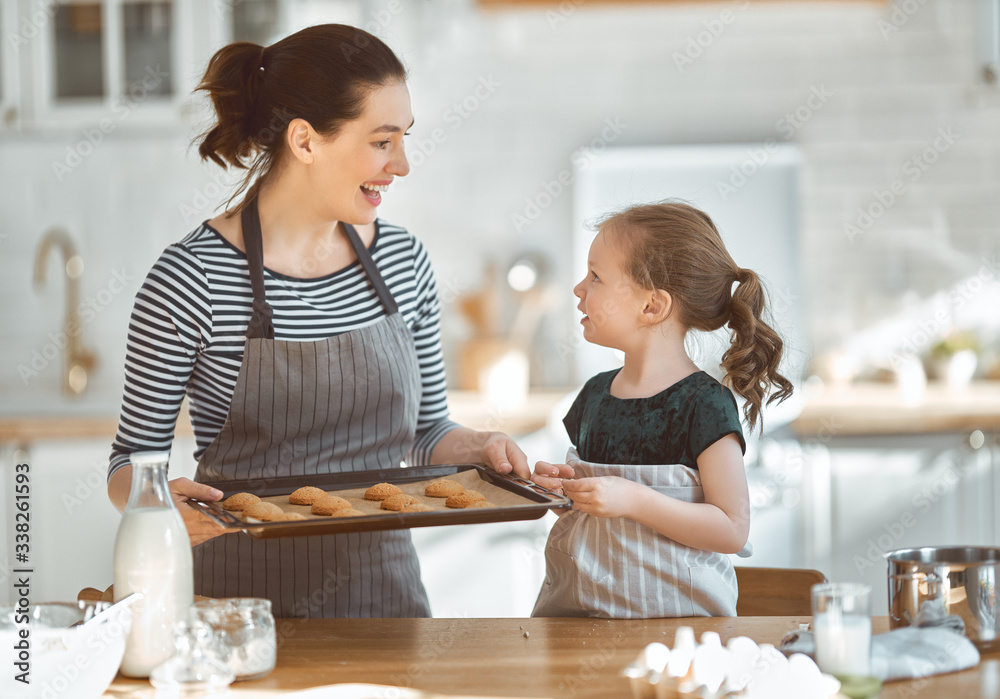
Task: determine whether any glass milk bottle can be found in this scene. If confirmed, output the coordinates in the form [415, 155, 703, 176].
[114, 451, 194, 677]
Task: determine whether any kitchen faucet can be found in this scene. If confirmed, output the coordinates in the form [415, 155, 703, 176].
[33, 227, 97, 396]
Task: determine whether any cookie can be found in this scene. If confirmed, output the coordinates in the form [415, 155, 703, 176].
[364, 483, 402, 501]
[311, 496, 352, 515]
[445, 490, 486, 509]
[424, 479, 464, 498]
[243, 502, 284, 521]
[289, 486, 327, 505]
[381, 494, 419, 511]
[335, 509, 367, 517]
[223, 492, 260, 511]
[400, 503, 435, 513]
[281, 512, 308, 521]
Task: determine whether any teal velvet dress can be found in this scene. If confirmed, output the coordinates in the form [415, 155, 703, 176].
[563, 369, 746, 467]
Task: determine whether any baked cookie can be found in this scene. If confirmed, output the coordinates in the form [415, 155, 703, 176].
[281, 512, 308, 521]
[380, 494, 419, 511]
[400, 503, 435, 513]
[445, 491, 486, 509]
[288, 486, 327, 505]
[223, 492, 260, 511]
[243, 502, 284, 521]
[311, 496, 352, 515]
[335, 508, 367, 517]
[364, 483, 402, 500]
[424, 479, 464, 498]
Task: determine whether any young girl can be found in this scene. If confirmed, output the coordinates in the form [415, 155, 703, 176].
[531, 201, 793, 618]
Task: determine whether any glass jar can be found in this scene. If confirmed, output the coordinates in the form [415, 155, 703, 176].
[192, 598, 276, 681]
[150, 619, 234, 696]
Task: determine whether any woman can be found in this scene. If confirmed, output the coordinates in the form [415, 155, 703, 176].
[107, 24, 528, 618]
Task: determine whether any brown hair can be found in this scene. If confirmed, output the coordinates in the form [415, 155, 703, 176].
[600, 201, 793, 433]
[195, 24, 407, 212]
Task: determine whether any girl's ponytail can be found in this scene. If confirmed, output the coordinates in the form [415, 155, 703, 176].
[197, 42, 267, 170]
[721, 268, 793, 432]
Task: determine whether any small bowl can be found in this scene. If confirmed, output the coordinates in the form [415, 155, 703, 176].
[0, 601, 132, 699]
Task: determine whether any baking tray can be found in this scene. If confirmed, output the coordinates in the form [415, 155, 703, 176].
[186, 463, 571, 539]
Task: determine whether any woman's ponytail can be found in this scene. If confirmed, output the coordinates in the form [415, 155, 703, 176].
[721, 268, 793, 432]
[196, 42, 267, 170]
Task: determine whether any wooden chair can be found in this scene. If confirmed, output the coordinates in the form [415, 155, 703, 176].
[735, 566, 827, 616]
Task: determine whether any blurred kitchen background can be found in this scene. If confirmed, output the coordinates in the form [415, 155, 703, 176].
[1, 0, 999, 616]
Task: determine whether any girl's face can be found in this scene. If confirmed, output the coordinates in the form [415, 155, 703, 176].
[310, 81, 413, 225]
[573, 230, 648, 351]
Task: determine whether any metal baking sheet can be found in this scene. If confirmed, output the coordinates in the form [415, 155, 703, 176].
[186, 464, 571, 539]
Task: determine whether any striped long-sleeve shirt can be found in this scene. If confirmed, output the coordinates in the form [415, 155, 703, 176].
[108, 219, 459, 480]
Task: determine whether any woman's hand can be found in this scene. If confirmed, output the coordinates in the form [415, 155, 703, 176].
[427, 427, 530, 479]
[479, 432, 530, 479]
[530, 461, 576, 492]
[169, 477, 229, 547]
[560, 476, 640, 518]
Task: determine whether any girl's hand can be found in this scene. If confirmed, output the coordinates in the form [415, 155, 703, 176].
[480, 432, 530, 479]
[560, 476, 638, 518]
[169, 477, 229, 547]
[530, 461, 576, 492]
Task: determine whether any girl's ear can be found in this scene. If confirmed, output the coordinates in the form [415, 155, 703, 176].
[641, 289, 673, 324]
[286, 118, 317, 164]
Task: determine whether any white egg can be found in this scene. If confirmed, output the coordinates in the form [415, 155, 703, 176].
[641, 642, 669, 675]
[724, 636, 761, 692]
[692, 639, 730, 693]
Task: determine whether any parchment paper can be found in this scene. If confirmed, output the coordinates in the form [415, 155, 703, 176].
[243, 469, 539, 522]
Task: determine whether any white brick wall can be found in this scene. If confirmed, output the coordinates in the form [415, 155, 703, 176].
[2, 0, 998, 404]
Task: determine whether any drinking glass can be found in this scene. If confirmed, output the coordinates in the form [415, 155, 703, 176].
[811, 582, 872, 677]
[192, 598, 276, 681]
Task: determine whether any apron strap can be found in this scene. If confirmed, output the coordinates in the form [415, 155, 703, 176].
[343, 222, 399, 316]
[240, 197, 399, 339]
[241, 197, 275, 340]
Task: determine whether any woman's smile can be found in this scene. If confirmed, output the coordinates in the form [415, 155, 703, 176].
[360, 180, 391, 206]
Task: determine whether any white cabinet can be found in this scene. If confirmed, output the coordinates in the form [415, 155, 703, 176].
[0, 0, 289, 130]
[819, 432, 999, 615]
[0, 435, 198, 606]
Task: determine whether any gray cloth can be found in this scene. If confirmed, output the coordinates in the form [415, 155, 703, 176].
[779, 626, 980, 681]
[532, 447, 750, 618]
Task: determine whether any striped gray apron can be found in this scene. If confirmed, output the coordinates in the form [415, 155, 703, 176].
[192, 198, 430, 618]
[532, 447, 748, 618]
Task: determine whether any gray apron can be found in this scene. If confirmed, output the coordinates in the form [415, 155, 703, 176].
[192, 198, 431, 618]
[532, 447, 749, 618]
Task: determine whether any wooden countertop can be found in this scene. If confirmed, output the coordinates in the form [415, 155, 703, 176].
[792, 380, 1000, 436]
[0, 391, 572, 444]
[103, 616, 998, 698]
[6, 381, 1000, 443]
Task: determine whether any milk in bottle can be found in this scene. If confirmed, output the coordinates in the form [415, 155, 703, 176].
[113, 451, 194, 677]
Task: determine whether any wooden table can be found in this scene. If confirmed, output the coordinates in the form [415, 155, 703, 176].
[102, 616, 1000, 698]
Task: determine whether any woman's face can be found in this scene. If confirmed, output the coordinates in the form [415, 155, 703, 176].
[311, 81, 413, 225]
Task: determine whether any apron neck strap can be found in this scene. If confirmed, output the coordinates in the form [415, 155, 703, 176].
[343, 222, 399, 316]
[241, 199, 400, 341]
[241, 197, 275, 340]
